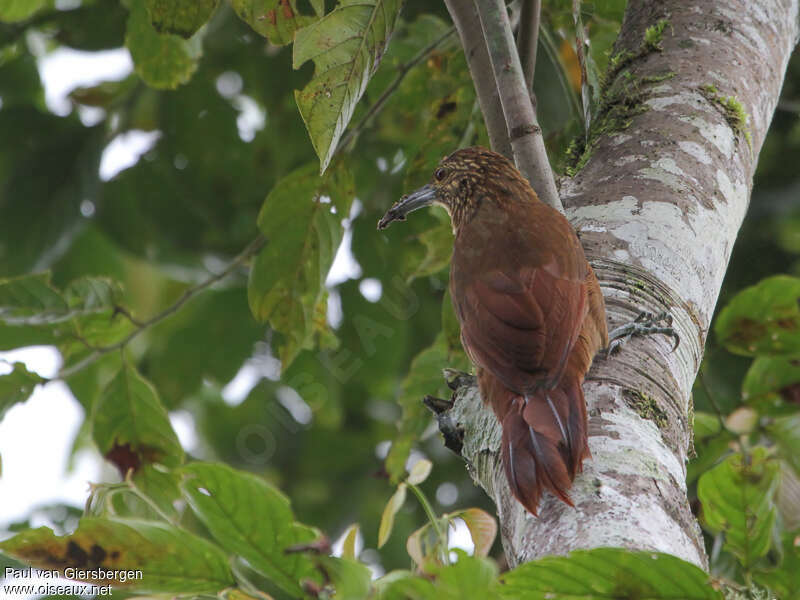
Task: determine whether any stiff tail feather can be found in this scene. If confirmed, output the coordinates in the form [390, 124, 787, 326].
[495, 377, 590, 515]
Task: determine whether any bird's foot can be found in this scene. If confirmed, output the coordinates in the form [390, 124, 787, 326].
[605, 311, 680, 356]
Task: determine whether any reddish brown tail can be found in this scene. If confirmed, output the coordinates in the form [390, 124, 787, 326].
[486, 374, 590, 516]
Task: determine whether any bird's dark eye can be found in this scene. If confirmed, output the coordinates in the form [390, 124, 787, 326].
[435, 167, 447, 181]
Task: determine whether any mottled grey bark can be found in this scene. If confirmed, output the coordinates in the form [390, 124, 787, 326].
[440, 0, 800, 569]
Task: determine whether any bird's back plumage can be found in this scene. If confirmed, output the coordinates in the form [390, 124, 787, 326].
[446, 148, 608, 515]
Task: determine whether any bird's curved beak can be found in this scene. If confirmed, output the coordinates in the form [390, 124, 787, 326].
[377, 184, 437, 230]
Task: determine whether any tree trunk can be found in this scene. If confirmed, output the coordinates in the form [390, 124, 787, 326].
[442, 0, 799, 569]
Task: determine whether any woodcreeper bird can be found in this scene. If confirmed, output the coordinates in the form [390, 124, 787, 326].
[378, 146, 608, 515]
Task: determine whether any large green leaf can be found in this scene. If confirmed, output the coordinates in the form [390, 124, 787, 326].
[742, 356, 800, 413]
[0, 0, 49, 22]
[0, 362, 44, 420]
[755, 531, 800, 600]
[230, 0, 322, 46]
[126, 0, 201, 89]
[248, 163, 353, 369]
[715, 276, 800, 357]
[179, 462, 320, 596]
[144, 0, 218, 38]
[91, 362, 184, 474]
[293, 0, 404, 173]
[499, 548, 722, 599]
[767, 414, 800, 475]
[0, 518, 234, 595]
[697, 448, 779, 568]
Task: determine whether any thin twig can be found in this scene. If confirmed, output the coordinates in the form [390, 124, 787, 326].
[516, 0, 541, 92]
[444, 0, 512, 159]
[54, 235, 266, 380]
[339, 27, 457, 153]
[474, 0, 562, 212]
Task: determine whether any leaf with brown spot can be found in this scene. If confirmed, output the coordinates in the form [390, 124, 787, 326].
[91, 362, 184, 474]
[0, 518, 234, 594]
[715, 275, 800, 356]
[230, 0, 322, 46]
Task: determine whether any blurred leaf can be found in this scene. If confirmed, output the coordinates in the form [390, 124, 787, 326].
[248, 162, 353, 369]
[767, 414, 800, 475]
[145, 0, 219, 38]
[448, 508, 496, 558]
[129, 465, 183, 522]
[724, 406, 758, 434]
[293, 0, 403, 173]
[0, 362, 43, 420]
[341, 523, 360, 560]
[0, 272, 69, 325]
[693, 411, 722, 441]
[126, 0, 200, 89]
[179, 462, 320, 596]
[743, 356, 800, 413]
[404, 220, 453, 282]
[715, 275, 800, 357]
[231, 0, 321, 46]
[315, 555, 372, 600]
[697, 448, 779, 568]
[755, 532, 800, 600]
[0, 518, 235, 595]
[499, 548, 721, 599]
[378, 482, 406, 548]
[91, 362, 184, 474]
[407, 458, 432, 485]
[0, 0, 49, 22]
[374, 570, 437, 599]
[434, 551, 498, 598]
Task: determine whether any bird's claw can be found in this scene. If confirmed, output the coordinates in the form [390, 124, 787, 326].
[605, 311, 680, 357]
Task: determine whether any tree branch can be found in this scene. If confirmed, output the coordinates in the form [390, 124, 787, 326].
[435, 0, 800, 569]
[54, 235, 266, 380]
[516, 0, 541, 92]
[474, 0, 562, 212]
[443, 0, 512, 159]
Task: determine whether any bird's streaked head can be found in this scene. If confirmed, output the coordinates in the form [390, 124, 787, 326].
[377, 146, 514, 230]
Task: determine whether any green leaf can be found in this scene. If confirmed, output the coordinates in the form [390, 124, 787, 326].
[499, 548, 722, 599]
[755, 531, 800, 600]
[0, 0, 49, 22]
[316, 555, 372, 600]
[91, 362, 184, 473]
[404, 220, 453, 282]
[128, 465, 183, 522]
[126, 0, 200, 89]
[293, 0, 403, 173]
[341, 523, 360, 560]
[179, 462, 319, 596]
[374, 570, 437, 600]
[231, 0, 320, 46]
[378, 482, 407, 548]
[0, 272, 70, 325]
[248, 163, 353, 369]
[434, 551, 498, 598]
[693, 411, 722, 441]
[697, 448, 779, 568]
[767, 414, 800, 475]
[144, 0, 218, 38]
[0, 362, 44, 420]
[0, 518, 235, 595]
[743, 356, 800, 413]
[715, 275, 800, 357]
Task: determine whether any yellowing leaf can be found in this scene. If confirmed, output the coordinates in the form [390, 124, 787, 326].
[378, 483, 407, 548]
[448, 508, 497, 558]
[407, 458, 433, 485]
[293, 0, 403, 173]
[341, 523, 360, 560]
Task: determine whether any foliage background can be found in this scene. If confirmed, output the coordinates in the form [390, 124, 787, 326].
[0, 0, 799, 598]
